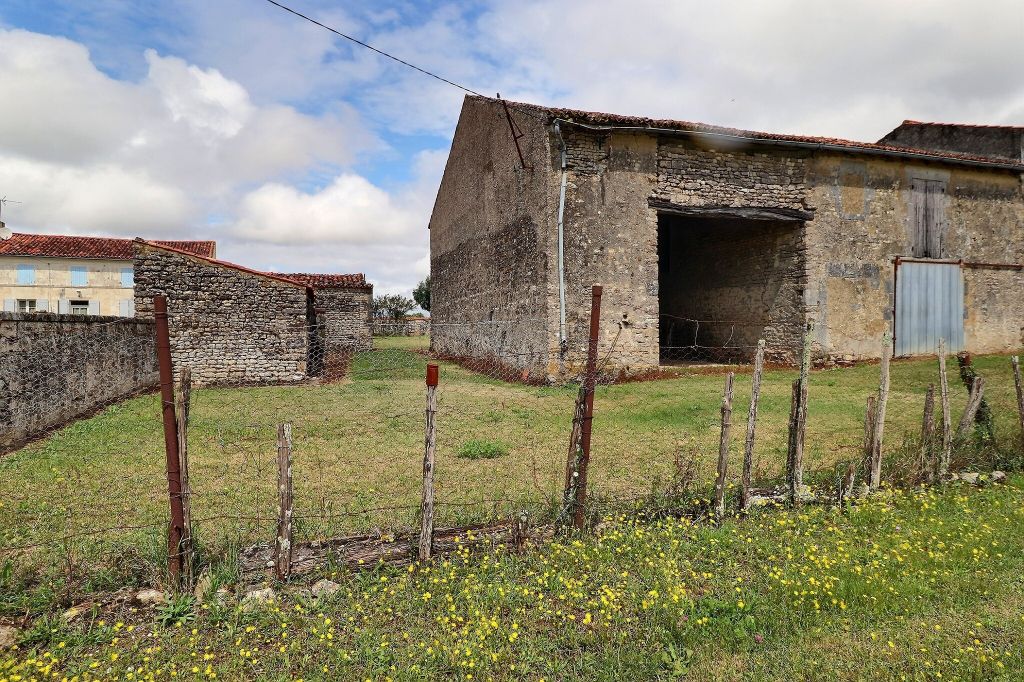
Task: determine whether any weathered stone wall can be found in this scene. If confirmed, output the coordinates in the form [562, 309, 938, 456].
[880, 124, 1023, 162]
[804, 155, 1024, 360]
[0, 312, 157, 452]
[558, 131, 812, 371]
[429, 96, 556, 375]
[133, 243, 310, 385]
[313, 287, 372, 351]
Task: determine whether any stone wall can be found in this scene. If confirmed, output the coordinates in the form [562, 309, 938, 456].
[0, 312, 157, 453]
[804, 154, 1024, 361]
[133, 243, 310, 385]
[429, 96, 557, 376]
[313, 287, 372, 351]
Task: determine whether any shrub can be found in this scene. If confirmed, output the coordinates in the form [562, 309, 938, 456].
[457, 439, 508, 460]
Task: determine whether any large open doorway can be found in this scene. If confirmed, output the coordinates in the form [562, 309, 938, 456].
[657, 213, 804, 364]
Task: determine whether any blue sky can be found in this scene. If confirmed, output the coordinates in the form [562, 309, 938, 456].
[1, 0, 1022, 295]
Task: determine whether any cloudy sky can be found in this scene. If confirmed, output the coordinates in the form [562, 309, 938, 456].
[1, 1, 1022, 295]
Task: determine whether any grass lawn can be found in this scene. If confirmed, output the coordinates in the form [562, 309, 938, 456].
[1, 339, 1022, 616]
[4, 477, 1023, 680]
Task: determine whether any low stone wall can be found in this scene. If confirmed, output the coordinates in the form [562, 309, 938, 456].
[314, 287, 373, 350]
[0, 312, 158, 453]
[373, 317, 430, 336]
[134, 242, 310, 386]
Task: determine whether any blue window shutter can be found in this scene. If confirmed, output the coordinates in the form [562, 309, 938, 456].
[36, 299, 48, 312]
[16, 264, 35, 285]
[121, 267, 134, 288]
[57, 298, 69, 314]
[71, 266, 87, 287]
[3, 299, 15, 312]
[87, 300, 100, 315]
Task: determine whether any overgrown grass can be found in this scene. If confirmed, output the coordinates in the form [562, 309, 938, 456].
[0, 345, 1022, 617]
[4, 479, 1023, 680]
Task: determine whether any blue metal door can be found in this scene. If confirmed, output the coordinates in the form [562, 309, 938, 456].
[895, 261, 964, 357]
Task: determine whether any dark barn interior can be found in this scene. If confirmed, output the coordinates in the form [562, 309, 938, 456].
[656, 213, 804, 363]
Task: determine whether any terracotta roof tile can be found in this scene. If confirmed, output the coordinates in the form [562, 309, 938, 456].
[270, 272, 370, 289]
[135, 239, 307, 289]
[489, 97, 1024, 170]
[900, 119, 1024, 131]
[0, 233, 216, 259]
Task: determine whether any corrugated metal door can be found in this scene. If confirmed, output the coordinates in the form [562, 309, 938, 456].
[895, 261, 964, 356]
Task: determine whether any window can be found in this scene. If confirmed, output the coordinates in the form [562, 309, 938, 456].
[70, 266, 88, 287]
[17, 299, 36, 313]
[120, 267, 134, 288]
[16, 264, 35, 285]
[910, 178, 946, 258]
[69, 300, 89, 315]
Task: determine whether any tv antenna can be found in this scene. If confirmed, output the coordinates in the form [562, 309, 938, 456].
[0, 196, 20, 238]
[0, 195, 21, 220]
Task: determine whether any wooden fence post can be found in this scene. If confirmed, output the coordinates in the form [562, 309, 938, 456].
[274, 423, 293, 582]
[920, 384, 936, 482]
[787, 321, 813, 504]
[838, 462, 856, 509]
[153, 295, 186, 585]
[955, 376, 985, 443]
[786, 378, 800, 501]
[861, 395, 877, 486]
[419, 363, 439, 561]
[937, 339, 952, 479]
[1013, 356, 1024, 450]
[714, 372, 735, 523]
[741, 340, 765, 511]
[174, 368, 193, 583]
[869, 333, 892, 490]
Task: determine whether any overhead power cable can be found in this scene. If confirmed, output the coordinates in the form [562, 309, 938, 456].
[263, 0, 490, 98]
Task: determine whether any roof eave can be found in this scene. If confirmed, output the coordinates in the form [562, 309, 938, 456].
[555, 118, 1024, 172]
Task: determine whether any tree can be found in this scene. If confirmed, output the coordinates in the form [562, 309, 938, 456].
[373, 294, 416, 321]
[413, 276, 431, 312]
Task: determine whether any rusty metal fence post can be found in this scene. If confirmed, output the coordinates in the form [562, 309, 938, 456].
[154, 295, 186, 585]
[419, 363, 439, 560]
[562, 285, 603, 530]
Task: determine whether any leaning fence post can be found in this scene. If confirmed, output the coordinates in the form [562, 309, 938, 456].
[937, 339, 952, 478]
[175, 367, 193, 583]
[921, 384, 936, 482]
[419, 363, 439, 560]
[740, 340, 765, 511]
[274, 423, 293, 581]
[1012, 356, 1024, 450]
[955, 376, 985, 443]
[869, 332, 892, 490]
[714, 372, 735, 523]
[571, 285, 603, 530]
[154, 295, 186, 586]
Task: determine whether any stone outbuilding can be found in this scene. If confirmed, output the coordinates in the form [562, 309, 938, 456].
[429, 96, 1024, 375]
[133, 240, 372, 385]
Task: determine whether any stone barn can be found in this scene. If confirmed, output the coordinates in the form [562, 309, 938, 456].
[428, 96, 1024, 376]
[133, 240, 372, 385]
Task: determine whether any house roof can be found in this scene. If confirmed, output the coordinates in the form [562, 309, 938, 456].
[135, 240, 370, 291]
[135, 239, 309, 290]
[0, 233, 217, 260]
[270, 272, 371, 289]
[489, 97, 1024, 171]
[898, 119, 1024, 131]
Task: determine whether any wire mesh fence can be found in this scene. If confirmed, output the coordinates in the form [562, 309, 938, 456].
[1, 303, 1023, 591]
